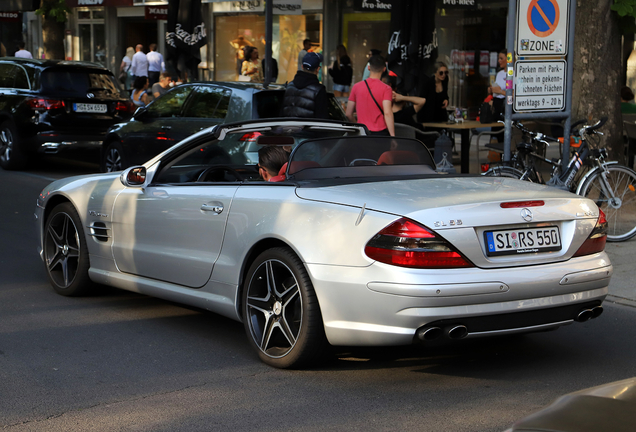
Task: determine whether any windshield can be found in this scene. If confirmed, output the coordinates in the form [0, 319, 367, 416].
[287, 136, 436, 179]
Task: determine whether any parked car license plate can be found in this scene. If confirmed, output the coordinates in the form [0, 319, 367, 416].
[484, 226, 561, 256]
[73, 103, 107, 113]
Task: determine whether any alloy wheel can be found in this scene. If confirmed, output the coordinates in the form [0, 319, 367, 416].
[104, 146, 122, 172]
[44, 211, 81, 289]
[0, 127, 13, 164]
[245, 259, 302, 359]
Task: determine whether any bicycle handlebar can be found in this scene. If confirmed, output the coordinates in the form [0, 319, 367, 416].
[512, 121, 559, 144]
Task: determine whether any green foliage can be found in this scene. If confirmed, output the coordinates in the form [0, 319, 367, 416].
[35, 0, 70, 23]
[613, 0, 636, 17]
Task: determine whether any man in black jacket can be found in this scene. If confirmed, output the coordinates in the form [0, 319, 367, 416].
[283, 52, 328, 119]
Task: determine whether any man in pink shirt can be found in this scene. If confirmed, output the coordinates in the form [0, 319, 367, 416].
[346, 55, 395, 136]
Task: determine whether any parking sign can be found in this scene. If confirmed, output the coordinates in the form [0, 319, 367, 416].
[517, 0, 569, 56]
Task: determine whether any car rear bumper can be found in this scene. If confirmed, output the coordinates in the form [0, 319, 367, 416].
[306, 253, 612, 346]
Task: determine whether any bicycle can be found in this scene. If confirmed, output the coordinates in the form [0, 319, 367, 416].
[483, 118, 636, 242]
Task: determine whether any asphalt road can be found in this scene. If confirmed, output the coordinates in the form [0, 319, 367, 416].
[1, 160, 635, 432]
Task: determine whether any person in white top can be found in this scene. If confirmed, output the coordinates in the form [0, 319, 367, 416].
[14, 42, 33, 59]
[130, 44, 148, 80]
[146, 43, 165, 87]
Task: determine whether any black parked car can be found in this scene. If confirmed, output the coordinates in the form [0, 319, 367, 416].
[0, 58, 134, 170]
[101, 81, 347, 172]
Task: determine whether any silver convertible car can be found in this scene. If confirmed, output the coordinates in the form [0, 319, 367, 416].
[36, 119, 612, 368]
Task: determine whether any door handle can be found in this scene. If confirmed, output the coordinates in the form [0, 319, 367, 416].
[161, 125, 172, 130]
[201, 203, 223, 214]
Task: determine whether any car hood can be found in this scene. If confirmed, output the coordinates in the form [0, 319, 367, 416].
[295, 176, 589, 228]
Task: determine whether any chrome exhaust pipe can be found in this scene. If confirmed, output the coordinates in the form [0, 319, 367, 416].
[446, 325, 468, 339]
[416, 326, 442, 341]
[575, 309, 593, 322]
[591, 306, 604, 319]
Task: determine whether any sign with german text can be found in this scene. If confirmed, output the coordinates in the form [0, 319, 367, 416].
[353, 0, 391, 12]
[517, 0, 568, 56]
[514, 60, 566, 112]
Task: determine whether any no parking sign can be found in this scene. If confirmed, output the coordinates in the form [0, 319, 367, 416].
[517, 0, 569, 56]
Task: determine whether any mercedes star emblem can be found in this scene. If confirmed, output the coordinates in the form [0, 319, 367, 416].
[86, 93, 94, 99]
[520, 208, 533, 222]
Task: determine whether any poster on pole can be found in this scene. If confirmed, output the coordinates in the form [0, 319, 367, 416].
[514, 60, 566, 112]
[517, 0, 569, 56]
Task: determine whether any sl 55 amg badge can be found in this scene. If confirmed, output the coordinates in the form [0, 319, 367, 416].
[89, 210, 109, 218]
[434, 220, 463, 227]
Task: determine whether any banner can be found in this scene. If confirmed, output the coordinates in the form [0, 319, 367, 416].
[166, 0, 208, 79]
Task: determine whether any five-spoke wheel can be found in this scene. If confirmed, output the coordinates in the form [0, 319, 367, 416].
[242, 247, 327, 368]
[43, 203, 92, 296]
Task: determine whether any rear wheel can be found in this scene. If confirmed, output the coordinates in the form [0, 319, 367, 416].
[43, 203, 93, 296]
[101, 141, 127, 172]
[578, 165, 636, 242]
[0, 120, 27, 170]
[483, 165, 524, 179]
[242, 247, 328, 368]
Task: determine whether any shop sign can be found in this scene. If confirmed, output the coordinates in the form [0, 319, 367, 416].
[514, 60, 566, 112]
[0, 11, 21, 22]
[517, 0, 569, 56]
[145, 5, 168, 20]
[68, 0, 133, 7]
[353, 0, 391, 12]
[273, 0, 302, 15]
[440, 0, 479, 8]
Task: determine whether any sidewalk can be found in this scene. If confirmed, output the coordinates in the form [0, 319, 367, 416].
[605, 241, 636, 307]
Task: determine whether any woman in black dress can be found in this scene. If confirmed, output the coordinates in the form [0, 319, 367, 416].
[417, 61, 449, 123]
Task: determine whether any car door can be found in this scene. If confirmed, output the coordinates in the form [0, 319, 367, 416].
[121, 84, 195, 162]
[111, 136, 241, 288]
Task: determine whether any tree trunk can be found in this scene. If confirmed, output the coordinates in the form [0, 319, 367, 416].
[571, 0, 623, 161]
[41, 0, 66, 60]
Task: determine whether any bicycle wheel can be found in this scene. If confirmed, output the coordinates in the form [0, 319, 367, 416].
[578, 165, 636, 242]
[483, 165, 524, 179]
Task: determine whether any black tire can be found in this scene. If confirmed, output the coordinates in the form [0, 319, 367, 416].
[242, 247, 329, 368]
[43, 203, 93, 296]
[483, 165, 524, 179]
[0, 120, 27, 170]
[101, 141, 127, 173]
[578, 165, 636, 242]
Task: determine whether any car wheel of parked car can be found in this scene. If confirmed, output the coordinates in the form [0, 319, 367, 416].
[43, 203, 93, 296]
[102, 141, 127, 172]
[242, 247, 328, 368]
[0, 120, 26, 170]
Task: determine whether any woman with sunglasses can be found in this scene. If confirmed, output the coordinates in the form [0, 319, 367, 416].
[417, 61, 450, 123]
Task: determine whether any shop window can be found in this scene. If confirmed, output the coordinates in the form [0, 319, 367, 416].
[76, 8, 106, 67]
[215, 13, 322, 84]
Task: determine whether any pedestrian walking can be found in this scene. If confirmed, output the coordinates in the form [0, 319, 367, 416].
[130, 44, 148, 81]
[328, 44, 352, 98]
[119, 47, 134, 89]
[14, 41, 32, 59]
[346, 55, 395, 136]
[240, 46, 263, 83]
[146, 43, 165, 87]
[283, 52, 329, 119]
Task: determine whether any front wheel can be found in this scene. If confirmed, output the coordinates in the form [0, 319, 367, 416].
[578, 165, 636, 242]
[482, 165, 524, 179]
[43, 203, 93, 295]
[242, 247, 328, 368]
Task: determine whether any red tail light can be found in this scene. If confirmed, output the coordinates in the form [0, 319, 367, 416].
[115, 100, 134, 113]
[573, 209, 607, 257]
[26, 98, 65, 110]
[239, 132, 262, 142]
[365, 218, 474, 269]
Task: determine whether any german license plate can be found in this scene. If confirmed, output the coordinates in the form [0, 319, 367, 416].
[484, 226, 561, 256]
[73, 103, 107, 113]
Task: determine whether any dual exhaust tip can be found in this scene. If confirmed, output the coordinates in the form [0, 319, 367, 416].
[575, 306, 603, 322]
[416, 325, 467, 342]
[417, 305, 604, 342]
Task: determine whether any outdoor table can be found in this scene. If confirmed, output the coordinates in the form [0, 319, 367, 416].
[421, 120, 503, 173]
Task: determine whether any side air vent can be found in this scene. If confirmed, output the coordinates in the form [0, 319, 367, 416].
[89, 222, 110, 242]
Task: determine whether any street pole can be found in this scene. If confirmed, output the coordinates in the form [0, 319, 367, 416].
[264, 0, 273, 88]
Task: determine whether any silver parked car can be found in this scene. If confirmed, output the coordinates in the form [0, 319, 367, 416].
[36, 119, 612, 368]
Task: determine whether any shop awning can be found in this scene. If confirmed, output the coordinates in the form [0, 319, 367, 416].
[0, 0, 38, 11]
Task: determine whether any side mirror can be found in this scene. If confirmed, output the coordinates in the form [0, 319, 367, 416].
[120, 166, 147, 187]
